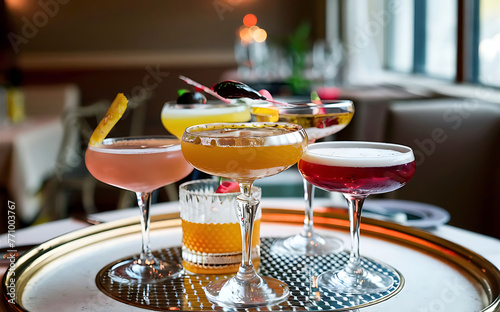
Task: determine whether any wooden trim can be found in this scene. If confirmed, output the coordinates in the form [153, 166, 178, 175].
[456, 0, 480, 83]
[17, 50, 236, 70]
[413, 0, 426, 74]
[456, 0, 465, 82]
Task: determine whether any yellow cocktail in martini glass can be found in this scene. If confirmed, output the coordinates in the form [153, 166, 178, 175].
[161, 102, 251, 139]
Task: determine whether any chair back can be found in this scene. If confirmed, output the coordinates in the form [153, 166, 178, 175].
[384, 98, 500, 237]
[55, 101, 110, 177]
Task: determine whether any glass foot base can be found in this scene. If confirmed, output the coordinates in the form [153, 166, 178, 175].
[204, 274, 289, 308]
[270, 233, 344, 256]
[318, 267, 394, 295]
[108, 258, 183, 284]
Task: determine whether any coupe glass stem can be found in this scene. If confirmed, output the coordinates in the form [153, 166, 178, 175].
[270, 177, 343, 256]
[318, 188, 394, 293]
[109, 191, 182, 283]
[302, 179, 315, 237]
[136, 192, 155, 264]
[302, 137, 317, 238]
[302, 138, 317, 239]
[237, 182, 258, 273]
[344, 194, 366, 274]
[204, 179, 290, 307]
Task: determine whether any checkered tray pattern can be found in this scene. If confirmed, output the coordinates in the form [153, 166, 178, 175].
[96, 238, 402, 311]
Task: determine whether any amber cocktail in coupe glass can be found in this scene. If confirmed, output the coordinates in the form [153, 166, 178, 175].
[253, 100, 355, 256]
[298, 141, 415, 294]
[181, 122, 308, 308]
[85, 136, 193, 284]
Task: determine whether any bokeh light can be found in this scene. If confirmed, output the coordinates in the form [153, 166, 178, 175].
[253, 28, 267, 43]
[5, 0, 30, 12]
[239, 26, 252, 44]
[238, 14, 267, 44]
[243, 14, 257, 28]
[248, 26, 260, 37]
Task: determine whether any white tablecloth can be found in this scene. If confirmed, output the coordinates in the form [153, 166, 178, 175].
[0, 117, 64, 222]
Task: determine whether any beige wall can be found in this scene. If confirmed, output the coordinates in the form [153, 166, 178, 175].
[3, 0, 326, 136]
[6, 0, 324, 64]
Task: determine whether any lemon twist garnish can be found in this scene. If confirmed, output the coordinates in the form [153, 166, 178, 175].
[251, 106, 279, 122]
[88, 93, 128, 146]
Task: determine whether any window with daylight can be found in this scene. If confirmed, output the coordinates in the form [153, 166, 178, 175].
[385, 0, 414, 73]
[425, 0, 457, 79]
[386, 0, 499, 87]
[479, 0, 500, 87]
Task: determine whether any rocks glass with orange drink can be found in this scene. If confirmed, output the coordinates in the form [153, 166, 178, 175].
[179, 179, 261, 274]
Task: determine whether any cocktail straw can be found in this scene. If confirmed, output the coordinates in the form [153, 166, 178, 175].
[179, 75, 293, 107]
[178, 75, 231, 103]
[264, 97, 290, 107]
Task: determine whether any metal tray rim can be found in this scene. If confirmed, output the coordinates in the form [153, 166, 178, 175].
[2, 207, 500, 312]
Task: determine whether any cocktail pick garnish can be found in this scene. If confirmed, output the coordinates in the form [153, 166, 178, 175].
[178, 75, 231, 103]
[310, 91, 323, 104]
[176, 89, 207, 104]
[212, 80, 266, 100]
[267, 98, 291, 106]
[310, 90, 327, 114]
[212, 80, 291, 107]
[258, 89, 274, 101]
[177, 89, 189, 97]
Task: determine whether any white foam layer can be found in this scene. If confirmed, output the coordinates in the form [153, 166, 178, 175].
[303, 142, 414, 167]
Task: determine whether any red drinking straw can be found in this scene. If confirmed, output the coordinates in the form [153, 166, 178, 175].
[178, 75, 231, 103]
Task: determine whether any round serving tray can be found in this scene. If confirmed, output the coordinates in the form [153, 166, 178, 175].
[2, 207, 500, 312]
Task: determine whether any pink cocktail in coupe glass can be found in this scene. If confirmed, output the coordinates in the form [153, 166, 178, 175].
[299, 141, 415, 294]
[85, 136, 193, 284]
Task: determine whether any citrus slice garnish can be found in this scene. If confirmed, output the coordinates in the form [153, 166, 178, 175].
[251, 106, 279, 122]
[88, 93, 128, 146]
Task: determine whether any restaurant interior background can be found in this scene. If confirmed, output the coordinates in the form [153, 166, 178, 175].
[0, 0, 499, 238]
